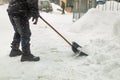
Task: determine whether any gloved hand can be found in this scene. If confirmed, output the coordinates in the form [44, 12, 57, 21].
[32, 17, 38, 25]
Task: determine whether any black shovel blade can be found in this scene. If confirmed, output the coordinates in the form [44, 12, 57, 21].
[72, 42, 81, 53]
[72, 42, 88, 56]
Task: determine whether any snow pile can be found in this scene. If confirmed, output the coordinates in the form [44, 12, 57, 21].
[70, 8, 120, 40]
[70, 8, 120, 80]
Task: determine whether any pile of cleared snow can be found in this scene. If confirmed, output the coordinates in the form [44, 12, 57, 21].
[70, 8, 120, 40]
[70, 8, 120, 80]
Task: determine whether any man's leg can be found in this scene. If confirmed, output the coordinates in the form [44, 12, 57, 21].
[8, 15, 22, 57]
[13, 16, 40, 61]
[62, 8, 65, 14]
[10, 32, 23, 57]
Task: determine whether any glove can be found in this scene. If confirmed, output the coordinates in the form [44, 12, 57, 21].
[32, 17, 38, 25]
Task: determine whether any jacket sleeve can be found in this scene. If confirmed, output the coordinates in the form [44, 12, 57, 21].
[27, 0, 39, 18]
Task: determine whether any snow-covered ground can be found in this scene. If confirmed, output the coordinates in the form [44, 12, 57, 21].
[0, 2, 120, 80]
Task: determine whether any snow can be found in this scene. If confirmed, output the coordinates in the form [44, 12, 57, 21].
[0, 2, 120, 80]
[51, 3, 67, 14]
[51, 3, 62, 14]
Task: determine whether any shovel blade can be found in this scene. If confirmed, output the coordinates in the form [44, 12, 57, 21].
[72, 42, 81, 53]
[72, 42, 88, 56]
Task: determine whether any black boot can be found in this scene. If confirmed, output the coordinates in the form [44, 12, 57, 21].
[21, 54, 40, 62]
[10, 49, 23, 57]
[9, 44, 22, 57]
[21, 46, 40, 62]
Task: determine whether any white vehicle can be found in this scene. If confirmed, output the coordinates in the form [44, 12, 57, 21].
[38, 0, 53, 12]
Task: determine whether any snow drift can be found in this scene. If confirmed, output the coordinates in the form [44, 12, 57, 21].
[70, 8, 120, 80]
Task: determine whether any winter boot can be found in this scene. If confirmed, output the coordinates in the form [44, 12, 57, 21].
[21, 54, 40, 62]
[9, 44, 23, 57]
[21, 46, 40, 62]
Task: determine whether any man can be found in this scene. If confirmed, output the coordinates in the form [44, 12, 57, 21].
[7, 0, 40, 62]
[61, 1, 65, 14]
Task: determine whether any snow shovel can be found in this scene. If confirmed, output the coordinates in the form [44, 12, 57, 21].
[39, 15, 88, 56]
